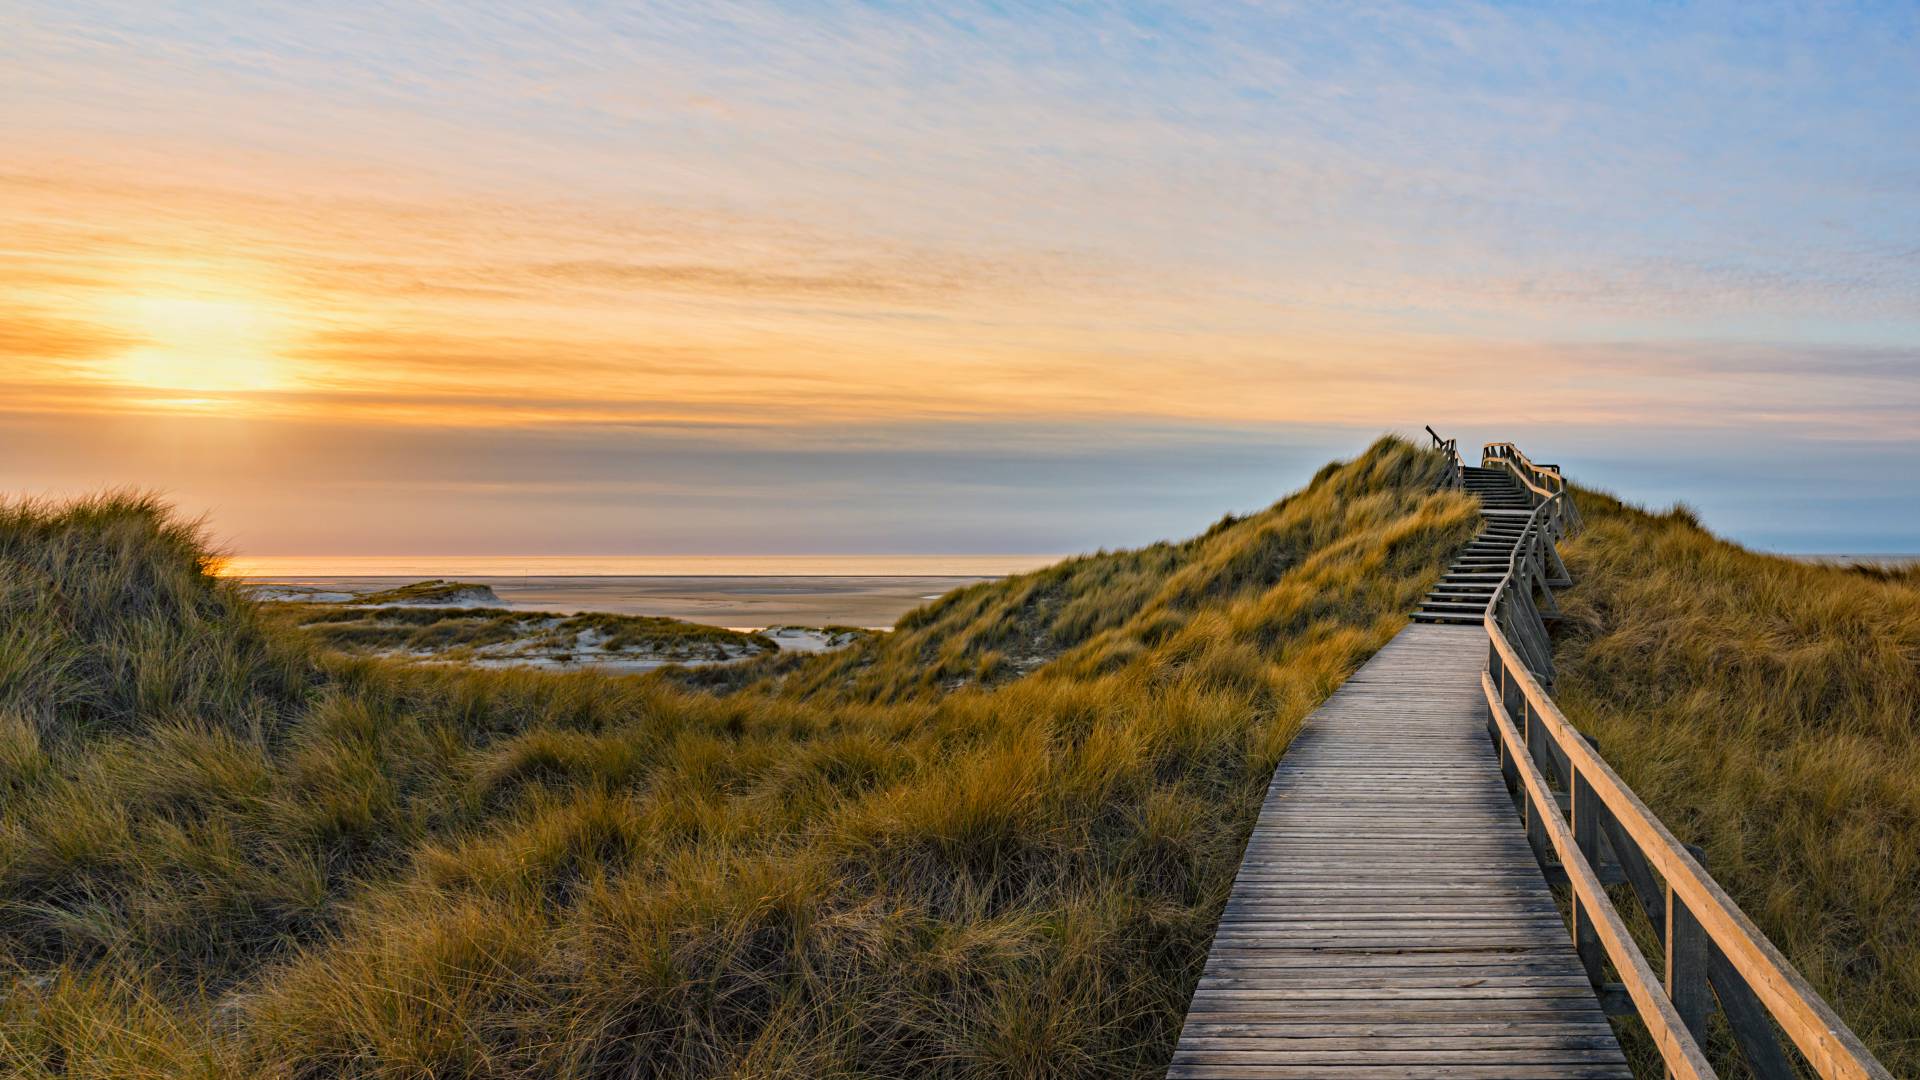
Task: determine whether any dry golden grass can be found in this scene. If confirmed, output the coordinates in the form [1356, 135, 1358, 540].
[267, 604, 776, 664]
[1, 439, 1477, 1078]
[1552, 487, 1920, 1075]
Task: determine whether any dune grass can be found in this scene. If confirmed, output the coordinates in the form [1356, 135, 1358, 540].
[268, 605, 776, 664]
[353, 580, 498, 606]
[1551, 487, 1920, 1075]
[0, 437, 1476, 1078]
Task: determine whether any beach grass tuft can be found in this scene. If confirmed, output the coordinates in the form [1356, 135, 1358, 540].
[267, 605, 777, 666]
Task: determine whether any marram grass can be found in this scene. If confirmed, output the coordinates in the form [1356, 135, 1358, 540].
[2, 439, 1477, 1078]
[1552, 487, 1920, 1077]
[266, 605, 778, 664]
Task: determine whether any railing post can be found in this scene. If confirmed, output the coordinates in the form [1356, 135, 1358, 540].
[1491, 646, 1522, 793]
[1521, 697, 1549, 863]
[1709, 940, 1800, 1080]
[1667, 847, 1714, 1051]
[1571, 768, 1606, 988]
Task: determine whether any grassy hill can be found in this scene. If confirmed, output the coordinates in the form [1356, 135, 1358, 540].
[266, 604, 778, 668]
[1551, 487, 1919, 1075]
[0, 437, 1475, 1079]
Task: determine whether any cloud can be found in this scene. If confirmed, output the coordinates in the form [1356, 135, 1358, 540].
[2, 1, 1919, 549]
[0, 309, 139, 364]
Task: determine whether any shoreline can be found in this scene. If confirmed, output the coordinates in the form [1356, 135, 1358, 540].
[223, 554, 1064, 578]
[243, 573, 998, 630]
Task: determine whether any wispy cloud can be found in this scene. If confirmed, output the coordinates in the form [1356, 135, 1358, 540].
[1, 1, 1917, 549]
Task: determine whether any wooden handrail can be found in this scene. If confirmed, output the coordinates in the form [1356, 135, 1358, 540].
[1483, 441, 1584, 531]
[1481, 669, 1715, 1080]
[1426, 424, 1464, 489]
[1475, 443, 1892, 1080]
[1483, 441, 1563, 488]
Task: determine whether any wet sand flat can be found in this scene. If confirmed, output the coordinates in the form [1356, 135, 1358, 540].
[246, 575, 994, 629]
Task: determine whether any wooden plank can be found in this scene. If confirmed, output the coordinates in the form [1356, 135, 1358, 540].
[1167, 1053, 1635, 1068]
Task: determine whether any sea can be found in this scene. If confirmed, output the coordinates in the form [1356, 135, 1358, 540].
[227, 554, 1063, 630]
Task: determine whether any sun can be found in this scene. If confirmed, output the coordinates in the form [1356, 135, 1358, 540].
[105, 291, 292, 395]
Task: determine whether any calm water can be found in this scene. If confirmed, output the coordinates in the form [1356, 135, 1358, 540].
[1791, 553, 1920, 567]
[225, 554, 1060, 578]
[231, 555, 1064, 628]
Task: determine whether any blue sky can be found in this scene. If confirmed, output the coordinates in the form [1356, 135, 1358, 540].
[2, 1, 1917, 553]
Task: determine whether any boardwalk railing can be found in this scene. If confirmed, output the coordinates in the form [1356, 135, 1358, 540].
[1479, 441, 1575, 686]
[1459, 436, 1894, 1080]
[1426, 425, 1464, 489]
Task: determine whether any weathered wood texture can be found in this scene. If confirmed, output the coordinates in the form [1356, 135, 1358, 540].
[1169, 623, 1630, 1078]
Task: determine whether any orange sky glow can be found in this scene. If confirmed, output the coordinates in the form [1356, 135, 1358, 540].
[4, 3, 1918, 554]
[9, 160, 1894, 438]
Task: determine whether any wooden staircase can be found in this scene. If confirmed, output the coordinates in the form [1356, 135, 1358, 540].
[1412, 465, 1537, 625]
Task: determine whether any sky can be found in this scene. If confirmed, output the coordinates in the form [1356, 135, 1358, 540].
[3, 1, 1918, 556]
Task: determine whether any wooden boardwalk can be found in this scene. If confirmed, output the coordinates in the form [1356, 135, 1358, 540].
[1168, 623, 1631, 1078]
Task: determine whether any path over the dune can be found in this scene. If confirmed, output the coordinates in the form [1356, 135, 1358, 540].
[1167, 623, 1630, 1079]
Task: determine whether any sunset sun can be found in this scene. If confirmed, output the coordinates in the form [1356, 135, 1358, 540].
[106, 291, 291, 395]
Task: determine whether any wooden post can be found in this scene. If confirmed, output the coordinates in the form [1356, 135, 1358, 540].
[1487, 642, 1502, 740]
[1667, 846, 1714, 1050]
[1572, 770, 1605, 987]
[1495, 656, 1519, 794]
[1522, 697, 1548, 862]
[1708, 940, 1800, 1080]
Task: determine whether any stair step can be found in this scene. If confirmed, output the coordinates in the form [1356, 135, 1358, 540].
[1413, 610, 1485, 625]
